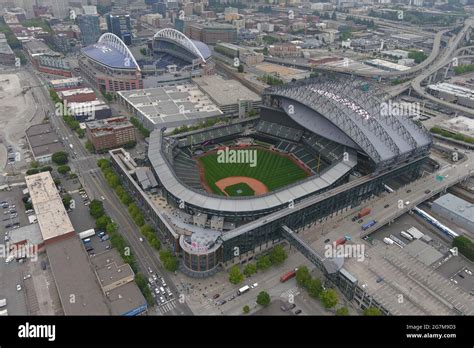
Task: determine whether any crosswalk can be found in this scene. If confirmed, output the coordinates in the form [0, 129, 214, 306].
[280, 287, 300, 300]
[155, 300, 177, 314]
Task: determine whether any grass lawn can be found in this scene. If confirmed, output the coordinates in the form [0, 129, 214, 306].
[198, 148, 310, 196]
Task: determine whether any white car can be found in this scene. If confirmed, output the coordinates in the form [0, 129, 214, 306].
[139, 237, 144, 242]
[16, 284, 22, 291]
[405, 201, 410, 206]
[465, 269, 472, 275]
[23, 274, 31, 280]
[250, 283, 258, 289]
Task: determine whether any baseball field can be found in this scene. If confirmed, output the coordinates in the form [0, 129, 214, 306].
[197, 147, 311, 197]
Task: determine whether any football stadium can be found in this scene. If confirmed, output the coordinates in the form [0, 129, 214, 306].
[80, 33, 143, 93]
[111, 76, 432, 289]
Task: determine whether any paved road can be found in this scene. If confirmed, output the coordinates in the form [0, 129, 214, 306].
[301, 152, 473, 254]
[25, 67, 193, 316]
[410, 19, 474, 117]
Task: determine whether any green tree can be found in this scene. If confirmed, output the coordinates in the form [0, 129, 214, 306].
[319, 289, 338, 309]
[106, 222, 118, 234]
[52, 151, 69, 165]
[96, 215, 111, 230]
[89, 199, 105, 218]
[296, 266, 311, 287]
[307, 278, 323, 298]
[363, 307, 382, 316]
[256, 291, 271, 307]
[243, 263, 257, 277]
[229, 265, 245, 284]
[256, 255, 272, 271]
[336, 306, 349, 316]
[62, 195, 72, 210]
[269, 245, 287, 265]
[243, 305, 250, 314]
[57, 165, 71, 175]
[159, 250, 178, 272]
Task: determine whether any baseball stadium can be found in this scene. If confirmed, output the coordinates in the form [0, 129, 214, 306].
[111, 76, 432, 290]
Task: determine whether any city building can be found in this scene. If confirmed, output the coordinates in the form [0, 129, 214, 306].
[185, 22, 237, 45]
[365, 59, 410, 72]
[86, 116, 136, 151]
[77, 14, 101, 46]
[117, 83, 222, 130]
[193, 75, 261, 116]
[80, 33, 143, 93]
[106, 13, 132, 45]
[268, 43, 302, 58]
[0, 33, 16, 66]
[67, 100, 112, 121]
[24, 40, 72, 77]
[25, 123, 65, 164]
[427, 83, 474, 108]
[25, 171, 75, 245]
[49, 77, 83, 91]
[58, 87, 97, 103]
[432, 194, 474, 232]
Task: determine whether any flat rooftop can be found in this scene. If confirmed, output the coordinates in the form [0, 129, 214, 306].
[25, 172, 74, 241]
[8, 223, 43, 246]
[193, 75, 261, 106]
[433, 193, 474, 223]
[118, 84, 222, 128]
[25, 123, 65, 158]
[107, 281, 147, 316]
[46, 237, 110, 315]
[96, 262, 134, 289]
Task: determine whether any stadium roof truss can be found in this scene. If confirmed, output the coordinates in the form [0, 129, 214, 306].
[154, 28, 206, 62]
[97, 33, 140, 71]
[265, 77, 431, 170]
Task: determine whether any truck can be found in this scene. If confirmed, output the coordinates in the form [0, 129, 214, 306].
[400, 231, 414, 241]
[335, 236, 351, 246]
[69, 144, 73, 149]
[237, 285, 250, 295]
[0, 309, 8, 315]
[358, 207, 371, 219]
[383, 237, 394, 245]
[361, 220, 377, 231]
[280, 268, 298, 283]
[79, 229, 95, 240]
[0, 298, 6, 308]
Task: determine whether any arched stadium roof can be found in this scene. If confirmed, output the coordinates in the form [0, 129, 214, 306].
[153, 28, 211, 62]
[265, 77, 432, 169]
[81, 33, 140, 71]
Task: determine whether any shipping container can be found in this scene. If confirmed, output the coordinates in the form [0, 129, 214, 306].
[358, 207, 371, 219]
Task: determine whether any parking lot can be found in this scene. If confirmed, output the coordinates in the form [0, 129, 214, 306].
[0, 186, 61, 315]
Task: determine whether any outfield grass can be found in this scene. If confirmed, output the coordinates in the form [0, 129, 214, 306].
[198, 148, 310, 196]
[224, 183, 255, 196]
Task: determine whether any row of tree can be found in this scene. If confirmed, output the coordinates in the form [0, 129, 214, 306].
[229, 245, 288, 284]
[49, 90, 85, 138]
[97, 159, 162, 252]
[88, 197, 154, 304]
[430, 127, 474, 145]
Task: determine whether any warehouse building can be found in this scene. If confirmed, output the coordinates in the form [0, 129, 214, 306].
[25, 124, 65, 164]
[117, 84, 222, 130]
[193, 75, 261, 117]
[427, 83, 474, 109]
[432, 193, 474, 232]
[49, 77, 83, 91]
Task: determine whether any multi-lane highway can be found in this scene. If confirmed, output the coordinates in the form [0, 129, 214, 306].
[25, 67, 193, 315]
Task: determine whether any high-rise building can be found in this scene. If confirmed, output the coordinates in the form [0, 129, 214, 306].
[106, 13, 132, 45]
[78, 14, 101, 46]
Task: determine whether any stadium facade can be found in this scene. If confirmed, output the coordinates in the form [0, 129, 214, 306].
[80, 33, 143, 93]
[109, 77, 432, 294]
[140, 28, 214, 85]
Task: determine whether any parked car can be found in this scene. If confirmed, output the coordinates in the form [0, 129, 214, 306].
[212, 293, 220, 300]
[16, 284, 21, 291]
[294, 309, 302, 315]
